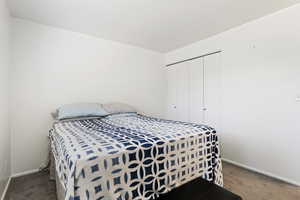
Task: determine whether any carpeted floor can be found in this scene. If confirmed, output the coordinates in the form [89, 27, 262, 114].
[223, 162, 300, 200]
[4, 161, 300, 200]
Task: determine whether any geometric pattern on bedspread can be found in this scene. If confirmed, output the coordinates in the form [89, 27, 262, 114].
[49, 113, 223, 200]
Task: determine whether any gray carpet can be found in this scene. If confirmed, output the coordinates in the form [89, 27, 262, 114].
[4, 171, 56, 200]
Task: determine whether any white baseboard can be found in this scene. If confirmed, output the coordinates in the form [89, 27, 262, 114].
[222, 158, 300, 187]
[1, 177, 11, 200]
[11, 169, 40, 178]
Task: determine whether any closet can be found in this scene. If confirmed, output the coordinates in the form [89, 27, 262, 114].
[166, 52, 221, 129]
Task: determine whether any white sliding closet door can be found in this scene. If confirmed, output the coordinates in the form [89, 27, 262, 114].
[176, 63, 189, 122]
[166, 62, 189, 122]
[166, 66, 178, 121]
[189, 58, 204, 124]
[203, 53, 221, 129]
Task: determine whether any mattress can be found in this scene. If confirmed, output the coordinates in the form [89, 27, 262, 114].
[49, 113, 223, 200]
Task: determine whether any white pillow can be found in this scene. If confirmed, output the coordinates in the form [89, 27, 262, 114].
[102, 102, 136, 114]
[54, 103, 109, 120]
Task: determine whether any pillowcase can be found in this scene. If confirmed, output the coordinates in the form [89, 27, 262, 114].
[102, 102, 136, 115]
[54, 103, 109, 120]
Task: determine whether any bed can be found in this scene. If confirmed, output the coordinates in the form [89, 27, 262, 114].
[49, 113, 223, 200]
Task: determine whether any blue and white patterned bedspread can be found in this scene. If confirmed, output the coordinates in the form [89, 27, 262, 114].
[49, 113, 223, 200]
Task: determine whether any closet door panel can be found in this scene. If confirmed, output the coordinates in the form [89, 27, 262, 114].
[204, 53, 221, 129]
[189, 58, 204, 124]
[176, 63, 190, 122]
[166, 67, 178, 121]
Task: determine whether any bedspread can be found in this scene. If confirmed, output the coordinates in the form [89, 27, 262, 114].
[49, 113, 223, 200]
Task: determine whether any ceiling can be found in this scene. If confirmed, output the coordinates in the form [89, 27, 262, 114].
[9, 0, 300, 52]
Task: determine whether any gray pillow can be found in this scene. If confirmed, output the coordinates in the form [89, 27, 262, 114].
[54, 103, 109, 120]
[102, 102, 136, 114]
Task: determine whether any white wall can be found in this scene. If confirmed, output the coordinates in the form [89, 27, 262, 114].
[0, 0, 11, 196]
[166, 4, 300, 185]
[11, 19, 166, 174]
